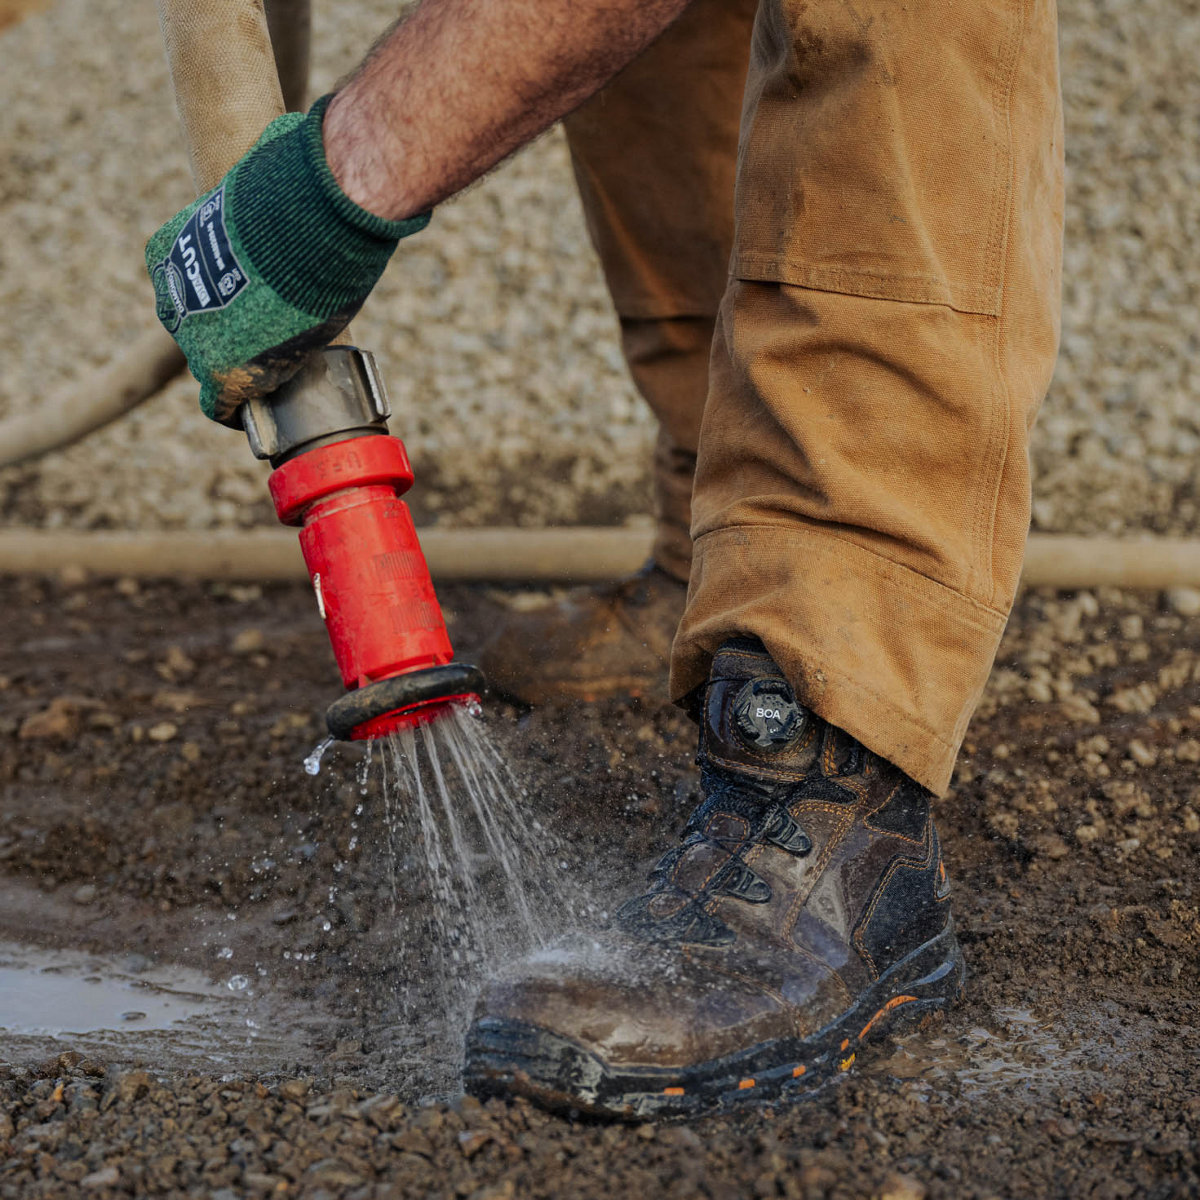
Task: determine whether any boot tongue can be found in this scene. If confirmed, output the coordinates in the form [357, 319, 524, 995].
[699, 638, 823, 783]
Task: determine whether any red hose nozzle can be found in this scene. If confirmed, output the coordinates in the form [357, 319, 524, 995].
[268, 434, 482, 739]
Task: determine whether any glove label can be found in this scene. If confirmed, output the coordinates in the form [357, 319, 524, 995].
[151, 186, 248, 333]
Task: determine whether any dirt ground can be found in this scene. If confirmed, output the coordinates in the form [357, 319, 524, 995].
[0, 574, 1197, 1198]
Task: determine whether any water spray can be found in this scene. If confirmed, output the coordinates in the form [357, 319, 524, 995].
[244, 345, 485, 743]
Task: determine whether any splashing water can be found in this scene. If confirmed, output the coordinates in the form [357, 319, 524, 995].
[303, 735, 336, 776]
[359, 701, 580, 1067]
[373, 704, 570, 966]
[299, 701, 582, 1091]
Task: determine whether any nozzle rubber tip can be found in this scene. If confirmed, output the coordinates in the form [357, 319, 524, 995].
[325, 662, 486, 741]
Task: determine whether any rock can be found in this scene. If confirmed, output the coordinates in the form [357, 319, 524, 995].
[305, 1159, 364, 1188]
[879, 1173, 928, 1200]
[1030, 833, 1070, 860]
[277, 1078, 311, 1102]
[392, 1128, 434, 1158]
[81, 1165, 120, 1187]
[71, 883, 97, 905]
[357, 1093, 401, 1129]
[1175, 739, 1200, 762]
[231, 628, 265, 655]
[147, 721, 178, 742]
[471, 1183, 515, 1200]
[159, 646, 196, 680]
[242, 1174, 282, 1193]
[1167, 587, 1200, 617]
[151, 689, 200, 713]
[110, 1069, 151, 1106]
[19, 696, 85, 740]
[458, 1129, 493, 1158]
[1127, 739, 1157, 767]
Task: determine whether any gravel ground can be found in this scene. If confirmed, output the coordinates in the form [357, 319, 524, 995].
[2, 5, 1200, 1195]
[1, 0, 1199, 535]
[0, 577, 1197, 1197]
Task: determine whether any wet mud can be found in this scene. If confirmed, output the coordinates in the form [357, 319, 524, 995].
[0, 575, 1197, 1198]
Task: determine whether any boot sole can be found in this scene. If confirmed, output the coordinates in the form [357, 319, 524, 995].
[463, 923, 965, 1121]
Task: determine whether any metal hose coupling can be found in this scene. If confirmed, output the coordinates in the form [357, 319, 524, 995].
[248, 346, 485, 740]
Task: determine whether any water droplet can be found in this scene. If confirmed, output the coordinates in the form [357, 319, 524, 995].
[226, 974, 250, 992]
[303, 735, 336, 776]
[216, 946, 233, 960]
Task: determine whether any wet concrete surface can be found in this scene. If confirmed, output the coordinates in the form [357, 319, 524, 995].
[0, 576, 1197, 1197]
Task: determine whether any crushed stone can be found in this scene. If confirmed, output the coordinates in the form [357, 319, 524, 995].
[0, 0, 1198, 535]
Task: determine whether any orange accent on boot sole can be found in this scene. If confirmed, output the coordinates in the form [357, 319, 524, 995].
[858, 994, 919, 1040]
[738, 1078, 755, 1090]
[663, 1087, 685, 1096]
[839, 1038, 850, 1052]
[792, 1065, 806, 1078]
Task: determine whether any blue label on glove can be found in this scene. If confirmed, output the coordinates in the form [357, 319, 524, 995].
[152, 186, 248, 333]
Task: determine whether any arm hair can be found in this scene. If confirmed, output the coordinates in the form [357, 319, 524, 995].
[324, 0, 693, 219]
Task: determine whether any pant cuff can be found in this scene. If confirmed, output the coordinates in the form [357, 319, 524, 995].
[670, 524, 1008, 795]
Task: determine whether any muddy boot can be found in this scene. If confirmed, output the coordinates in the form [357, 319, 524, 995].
[464, 637, 964, 1119]
[478, 562, 687, 704]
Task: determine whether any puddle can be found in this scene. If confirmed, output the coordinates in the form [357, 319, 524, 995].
[0, 943, 230, 1036]
[870, 1005, 1137, 1100]
[0, 941, 331, 1072]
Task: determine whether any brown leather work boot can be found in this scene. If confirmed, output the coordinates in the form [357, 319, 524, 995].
[478, 562, 686, 704]
[464, 637, 964, 1119]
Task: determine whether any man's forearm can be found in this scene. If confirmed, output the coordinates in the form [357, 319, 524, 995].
[323, 0, 692, 221]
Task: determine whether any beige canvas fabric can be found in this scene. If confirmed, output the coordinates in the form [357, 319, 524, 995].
[567, 0, 1064, 794]
[563, 0, 756, 582]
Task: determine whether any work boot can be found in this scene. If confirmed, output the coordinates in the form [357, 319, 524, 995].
[464, 637, 964, 1119]
[478, 562, 686, 704]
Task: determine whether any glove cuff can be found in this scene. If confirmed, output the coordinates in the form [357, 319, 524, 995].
[227, 95, 430, 320]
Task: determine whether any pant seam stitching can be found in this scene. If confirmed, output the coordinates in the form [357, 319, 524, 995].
[969, 0, 1026, 600]
[981, 0, 1029, 606]
[730, 256, 998, 317]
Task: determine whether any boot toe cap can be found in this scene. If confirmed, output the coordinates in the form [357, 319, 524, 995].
[470, 936, 786, 1073]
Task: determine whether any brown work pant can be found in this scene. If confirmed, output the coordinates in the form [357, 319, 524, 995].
[563, 0, 1063, 795]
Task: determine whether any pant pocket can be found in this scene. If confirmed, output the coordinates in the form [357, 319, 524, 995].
[732, 0, 1035, 316]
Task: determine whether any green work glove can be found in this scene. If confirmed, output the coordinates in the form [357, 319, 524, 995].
[146, 95, 428, 424]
